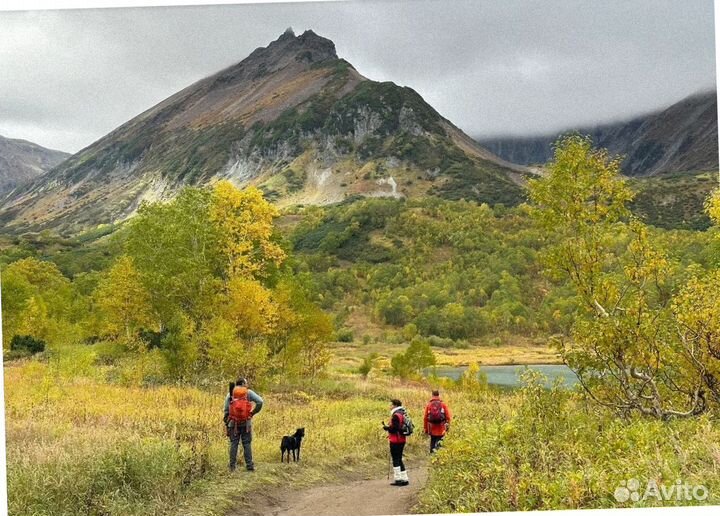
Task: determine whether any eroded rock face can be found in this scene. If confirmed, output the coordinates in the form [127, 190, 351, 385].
[353, 107, 383, 143]
[399, 106, 425, 136]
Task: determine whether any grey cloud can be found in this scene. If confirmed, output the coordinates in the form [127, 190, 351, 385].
[0, 0, 715, 152]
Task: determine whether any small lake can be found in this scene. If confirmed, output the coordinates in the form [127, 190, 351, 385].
[427, 364, 579, 389]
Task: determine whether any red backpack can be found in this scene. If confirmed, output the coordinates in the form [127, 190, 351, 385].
[229, 387, 253, 423]
[427, 399, 446, 424]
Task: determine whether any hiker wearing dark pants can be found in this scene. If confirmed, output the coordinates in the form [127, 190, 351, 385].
[423, 390, 451, 454]
[224, 377, 263, 472]
[429, 435, 443, 452]
[229, 424, 253, 471]
[389, 441, 406, 473]
[383, 399, 409, 486]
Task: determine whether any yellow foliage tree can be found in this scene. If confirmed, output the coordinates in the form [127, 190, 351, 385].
[705, 186, 720, 225]
[222, 276, 278, 338]
[457, 362, 488, 400]
[203, 316, 270, 383]
[209, 181, 285, 279]
[15, 296, 52, 343]
[530, 135, 704, 419]
[288, 306, 333, 379]
[1, 257, 71, 349]
[671, 186, 720, 404]
[673, 270, 720, 402]
[201, 276, 278, 381]
[94, 256, 156, 348]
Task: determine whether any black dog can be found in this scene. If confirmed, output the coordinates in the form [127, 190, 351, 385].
[280, 428, 305, 463]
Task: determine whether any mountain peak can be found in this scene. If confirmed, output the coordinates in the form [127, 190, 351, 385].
[274, 28, 337, 61]
[195, 29, 340, 96]
[0, 29, 524, 234]
[241, 28, 338, 71]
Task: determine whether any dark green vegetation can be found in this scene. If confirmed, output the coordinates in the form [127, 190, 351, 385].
[290, 198, 556, 339]
[249, 77, 446, 156]
[286, 196, 715, 349]
[44, 119, 247, 188]
[0, 224, 123, 275]
[3, 191, 716, 357]
[629, 170, 717, 230]
[8, 335, 45, 358]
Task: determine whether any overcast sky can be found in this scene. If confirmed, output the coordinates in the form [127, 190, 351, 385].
[0, 0, 716, 153]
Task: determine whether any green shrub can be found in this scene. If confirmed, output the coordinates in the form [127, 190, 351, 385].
[357, 352, 379, 379]
[427, 335, 455, 348]
[336, 327, 354, 342]
[10, 335, 46, 355]
[391, 336, 436, 379]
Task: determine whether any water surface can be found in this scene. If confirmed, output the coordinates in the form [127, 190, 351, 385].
[429, 364, 578, 389]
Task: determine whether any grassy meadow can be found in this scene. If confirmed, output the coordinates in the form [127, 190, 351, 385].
[7, 350, 720, 515]
[332, 337, 561, 374]
[4, 350, 435, 516]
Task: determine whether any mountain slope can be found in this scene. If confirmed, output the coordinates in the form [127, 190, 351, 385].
[479, 90, 719, 175]
[0, 135, 68, 195]
[1, 29, 525, 235]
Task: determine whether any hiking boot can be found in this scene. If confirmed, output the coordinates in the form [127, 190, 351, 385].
[397, 480, 409, 486]
[246, 466, 255, 472]
[390, 466, 402, 485]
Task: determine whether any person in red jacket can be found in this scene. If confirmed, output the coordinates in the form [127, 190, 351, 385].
[423, 390, 451, 453]
[382, 399, 409, 486]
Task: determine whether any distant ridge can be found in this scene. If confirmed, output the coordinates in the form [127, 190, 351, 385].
[0, 135, 69, 195]
[479, 90, 719, 175]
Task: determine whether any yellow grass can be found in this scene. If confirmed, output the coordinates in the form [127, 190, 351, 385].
[331, 339, 560, 373]
[4, 357, 438, 516]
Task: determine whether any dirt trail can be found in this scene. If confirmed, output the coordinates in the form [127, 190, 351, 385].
[243, 465, 428, 516]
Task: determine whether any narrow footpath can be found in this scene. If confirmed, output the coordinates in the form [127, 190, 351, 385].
[239, 465, 428, 516]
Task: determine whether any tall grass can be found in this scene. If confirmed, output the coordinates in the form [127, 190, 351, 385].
[417, 372, 720, 512]
[16, 345, 716, 515]
[4, 358, 433, 516]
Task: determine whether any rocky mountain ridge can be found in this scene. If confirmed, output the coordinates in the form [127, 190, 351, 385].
[0, 29, 525, 234]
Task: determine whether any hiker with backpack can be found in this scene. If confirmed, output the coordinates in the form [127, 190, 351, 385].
[382, 398, 413, 486]
[423, 389, 451, 453]
[223, 377, 264, 472]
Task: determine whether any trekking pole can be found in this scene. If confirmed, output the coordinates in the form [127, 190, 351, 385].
[384, 428, 391, 481]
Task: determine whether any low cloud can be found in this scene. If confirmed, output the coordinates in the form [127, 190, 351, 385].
[0, 0, 715, 152]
